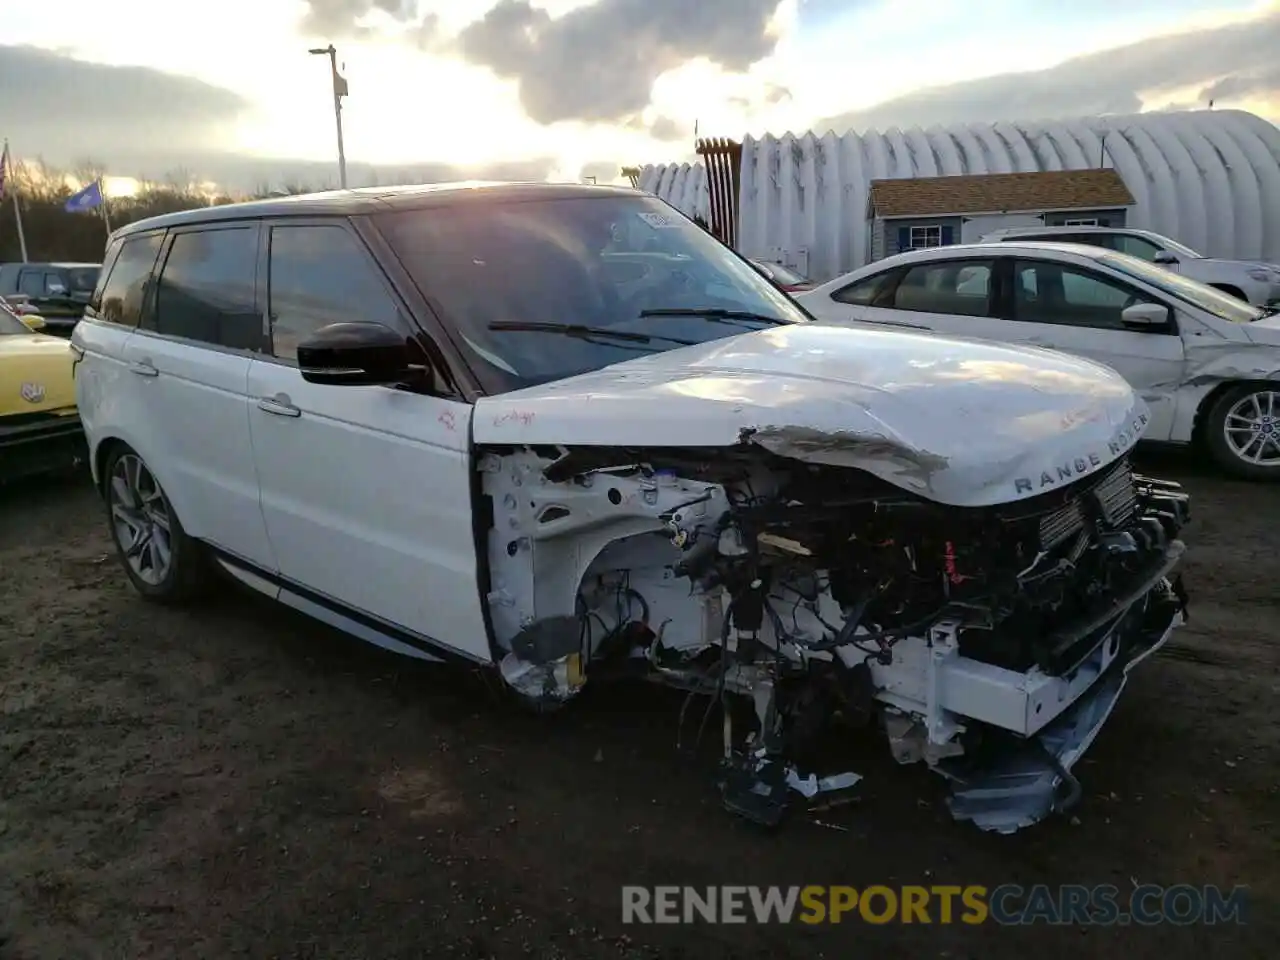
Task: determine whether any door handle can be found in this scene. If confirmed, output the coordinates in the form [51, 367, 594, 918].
[128, 360, 159, 377]
[257, 394, 301, 418]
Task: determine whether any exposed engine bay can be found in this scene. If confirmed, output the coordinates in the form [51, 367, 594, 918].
[478, 443, 1190, 834]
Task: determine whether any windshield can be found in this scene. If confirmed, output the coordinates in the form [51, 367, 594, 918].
[0, 301, 30, 334]
[1142, 233, 1201, 259]
[1097, 251, 1265, 323]
[375, 193, 809, 393]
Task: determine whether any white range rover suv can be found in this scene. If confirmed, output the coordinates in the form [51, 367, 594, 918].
[71, 183, 1190, 834]
[980, 225, 1280, 307]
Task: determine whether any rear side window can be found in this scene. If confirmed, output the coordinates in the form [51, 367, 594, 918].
[153, 226, 262, 350]
[266, 224, 401, 362]
[97, 234, 164, 327]
[891, 261, 993, 317]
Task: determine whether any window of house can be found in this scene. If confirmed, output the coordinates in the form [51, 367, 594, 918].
[891, 260, 993, 317]
[153, 227, 262, 350]
[266, 223, 402, 362]
[96, 233, 164, 328]
[894, 224, 954, 254]
[1063, 218, 1098, 227]
[1012, 259, 1164, 331]
[910, 225, 942, 249]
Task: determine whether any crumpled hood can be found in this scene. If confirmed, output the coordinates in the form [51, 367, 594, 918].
[474, 323, 1149, 507]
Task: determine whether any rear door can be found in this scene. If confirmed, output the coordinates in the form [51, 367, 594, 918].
[122, 222, 276, 568]
[245, 217, 489, 662]
[74, 232, 165, 476]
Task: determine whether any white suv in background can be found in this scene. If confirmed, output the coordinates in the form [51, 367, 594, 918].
[70, 183, 1190, 835]
[980, 225, 1280, 307]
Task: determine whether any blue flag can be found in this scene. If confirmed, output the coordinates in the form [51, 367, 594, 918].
[65, 179, 104, 213]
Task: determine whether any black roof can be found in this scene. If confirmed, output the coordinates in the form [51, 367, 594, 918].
[115, 181, 642, 239]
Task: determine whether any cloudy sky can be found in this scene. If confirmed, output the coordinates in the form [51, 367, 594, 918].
[2, 0, 1277, 193]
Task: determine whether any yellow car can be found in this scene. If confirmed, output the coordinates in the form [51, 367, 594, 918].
[0, 297, 85, 483]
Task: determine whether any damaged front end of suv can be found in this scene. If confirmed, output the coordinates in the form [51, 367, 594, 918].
[472, 326, 1190, 834]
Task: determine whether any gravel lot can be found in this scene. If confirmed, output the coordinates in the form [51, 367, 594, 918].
[1, 450, 1276, 959]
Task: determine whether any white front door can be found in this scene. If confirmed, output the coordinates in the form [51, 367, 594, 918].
[246, 220, 491, 662]
[1002, 258, 1186, 441]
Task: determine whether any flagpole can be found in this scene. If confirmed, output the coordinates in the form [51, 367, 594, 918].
[99, 176, 112, 234]
[4, 140, 29, 263]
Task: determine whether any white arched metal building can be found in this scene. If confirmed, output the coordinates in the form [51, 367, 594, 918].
[637, 109, 1280, 283]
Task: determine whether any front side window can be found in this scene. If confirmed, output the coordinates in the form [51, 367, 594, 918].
[1110, 234, 1164, 261]
[266, 224, 402, 362]
[97, 234, 164, 328]
[1098, 250, 1263, 324]
[1013, 259, 1161, 330]
[153, 227, 261, 350]
[891, 260, 993, 317]
[374, 194, 808, 393]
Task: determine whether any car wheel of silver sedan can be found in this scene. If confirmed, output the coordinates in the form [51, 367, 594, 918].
[103, 444, 212, 602]
[1204, 385, 1280, 481]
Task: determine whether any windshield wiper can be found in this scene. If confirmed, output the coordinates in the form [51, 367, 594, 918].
[488, 320, 698, 346]
[638, 307, 792, 327]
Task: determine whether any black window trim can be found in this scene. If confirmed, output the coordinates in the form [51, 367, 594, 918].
[1002, 255, 1179, 335]
[84, 228, 167, 329]
[133, 220, 264, 356]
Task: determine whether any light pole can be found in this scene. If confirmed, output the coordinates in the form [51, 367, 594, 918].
[309, 44, 348, 189]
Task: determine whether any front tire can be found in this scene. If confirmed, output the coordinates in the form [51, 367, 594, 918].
[102, 445, 211, 602]
[1203, 385, 1280, 481]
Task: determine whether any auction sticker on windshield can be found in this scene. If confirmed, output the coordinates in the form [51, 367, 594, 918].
[638, 211, 682, 229]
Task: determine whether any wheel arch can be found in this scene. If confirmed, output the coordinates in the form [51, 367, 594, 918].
[1207, 282, 1247, 301]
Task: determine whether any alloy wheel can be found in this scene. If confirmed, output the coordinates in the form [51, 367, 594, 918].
[1222, 390, 1280, 468]
[108, 454, 174, 585]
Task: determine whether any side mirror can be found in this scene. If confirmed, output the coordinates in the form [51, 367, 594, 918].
[1152, 250, 1179, 265]
[1121, 303, 1171, 331]
[296, 321, 413, 386]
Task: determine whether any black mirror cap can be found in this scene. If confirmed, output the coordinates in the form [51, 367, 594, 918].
[297, 321, 412, 386]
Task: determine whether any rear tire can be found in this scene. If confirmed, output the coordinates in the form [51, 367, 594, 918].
[102, 444, 212, 603]
[1203, 385, 1280, 481]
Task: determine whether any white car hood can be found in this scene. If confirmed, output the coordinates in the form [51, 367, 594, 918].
[473, 323, 1150, 508]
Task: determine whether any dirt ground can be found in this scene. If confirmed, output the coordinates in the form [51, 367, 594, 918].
[1, 449, 1276, 959]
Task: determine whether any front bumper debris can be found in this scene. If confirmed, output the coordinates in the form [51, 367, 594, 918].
[945, 578, 1186, 833]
